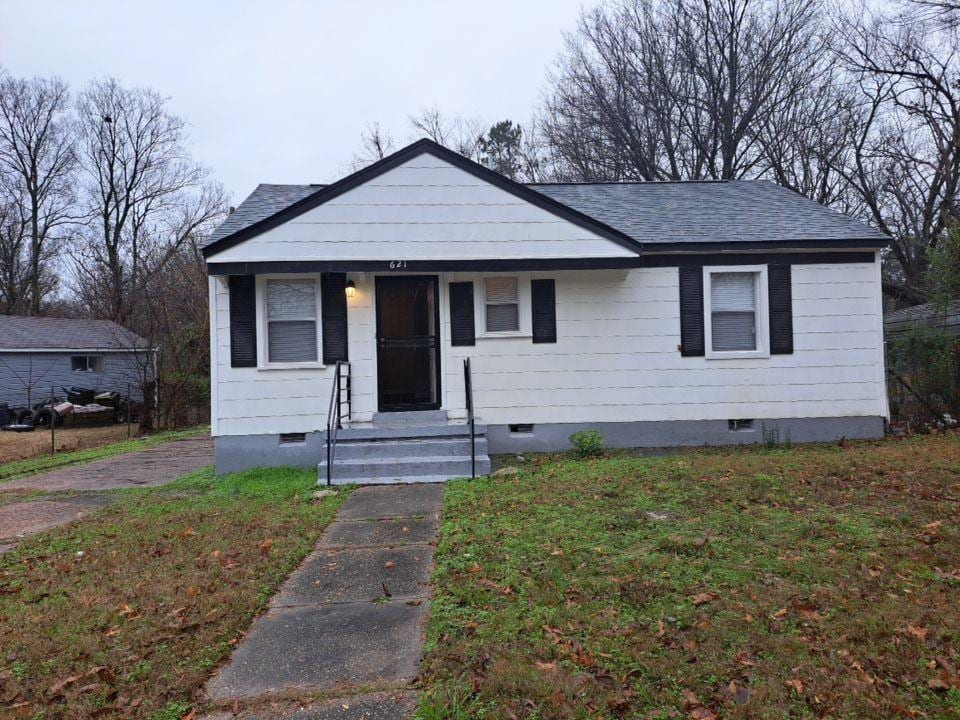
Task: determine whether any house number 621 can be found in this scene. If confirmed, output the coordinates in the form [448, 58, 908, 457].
[389, 260, 408, 269]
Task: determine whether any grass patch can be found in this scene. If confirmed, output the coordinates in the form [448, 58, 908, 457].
[0, 427, 207, 483]
[420, 433, 960, 719]
[0, 465, 348, 718]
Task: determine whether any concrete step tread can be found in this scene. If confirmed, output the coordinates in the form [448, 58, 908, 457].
[332, 423, 486, 441]
[330, 474, 474, 485]
[338, 435, 484, 445]
[321, 454, 487, 466]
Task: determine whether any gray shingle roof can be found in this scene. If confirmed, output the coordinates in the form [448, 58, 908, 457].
[205, 184, 322, 246]
[203, 178, 886, 250]
[0, 317, 148, 351]
[885, 300, 960, 336]
[530, 180, 886, 245]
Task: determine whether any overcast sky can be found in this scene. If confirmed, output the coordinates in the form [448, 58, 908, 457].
[1, 0, 587, 204]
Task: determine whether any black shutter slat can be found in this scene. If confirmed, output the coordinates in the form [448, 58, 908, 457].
[679, 267, 705, 356]
[531, 279, 557, 344]
[228, 275, 257, 368]
[321, 273, 349, 363]
[449, 282, 475, 346]
[768, 264, 794, 354]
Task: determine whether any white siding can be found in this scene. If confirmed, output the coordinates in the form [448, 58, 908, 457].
[208, 155, 633, 263]
[210, 260, 888, 437]
[211, 274, 377, 437]
[441, 262, 887, 425]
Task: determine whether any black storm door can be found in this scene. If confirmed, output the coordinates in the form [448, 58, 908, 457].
[375, 275, 441, 411]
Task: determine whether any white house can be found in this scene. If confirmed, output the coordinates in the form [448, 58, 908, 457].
[203, 139, 889, 482]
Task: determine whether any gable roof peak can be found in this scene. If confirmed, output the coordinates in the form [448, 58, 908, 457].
[202, 137, 644, 258]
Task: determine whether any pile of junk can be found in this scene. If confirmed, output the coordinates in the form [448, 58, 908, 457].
[0, 386, 142, 432]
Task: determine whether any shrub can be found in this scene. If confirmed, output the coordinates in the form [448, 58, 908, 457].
[569, 429, 605, 458]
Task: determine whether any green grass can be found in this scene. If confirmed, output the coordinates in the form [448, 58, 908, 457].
[0, 464, 349, 719]
[420, 433, 960, 719]
[0, 426, 208, 482]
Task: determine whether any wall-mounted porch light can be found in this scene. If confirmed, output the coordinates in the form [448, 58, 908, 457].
[345, 279, 356, 299]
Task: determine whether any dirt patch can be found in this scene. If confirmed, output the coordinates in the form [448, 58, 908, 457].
[0, 424, 141, 463]
[0, 495, 112, 540]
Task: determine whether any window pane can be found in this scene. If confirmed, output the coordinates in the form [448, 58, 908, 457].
[268, 320, 318, 362]
[89, 356, 104, 372]
[486, 304, 520, 332]
[71, 356, 88, 371]
[267, 280, 316, 320]
[484, 277, 518, 304]
[712, 311, 756, 351]
[711, 272, 755, 311]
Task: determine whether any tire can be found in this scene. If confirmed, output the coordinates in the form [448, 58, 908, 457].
[16, 409, 36, 425]
[35, 408, 63, 427]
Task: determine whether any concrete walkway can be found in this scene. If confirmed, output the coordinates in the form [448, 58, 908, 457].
[202, 483, 443, 719]
[0, 435, 212, 547]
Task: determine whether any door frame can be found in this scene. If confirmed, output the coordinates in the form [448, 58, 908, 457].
[374, 274, 442, 412]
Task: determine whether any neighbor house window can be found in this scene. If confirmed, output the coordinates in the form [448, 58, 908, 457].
[704, 266, 768, 358]
[266, 279, 319, 363]
[71, 355, 104, 372]
[484, 277, 520, 333]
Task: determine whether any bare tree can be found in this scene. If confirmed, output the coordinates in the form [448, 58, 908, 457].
[908, 0, 960, 27]
[122, 239, 212, 429]
[409, 106, 484, 158]
[74, 78, 225, 323]
[0, 182, 30, 313]
[831, 3, 960, 301]
[346, 122, 396, 171]
[0, 70, 76, 314]
[539, 0, 831, 181]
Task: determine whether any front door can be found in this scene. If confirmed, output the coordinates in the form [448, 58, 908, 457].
[375, 275, 441, 411]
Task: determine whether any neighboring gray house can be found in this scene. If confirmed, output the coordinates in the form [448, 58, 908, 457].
[884, 300, 960, 337]
[0, 316, 149, 408]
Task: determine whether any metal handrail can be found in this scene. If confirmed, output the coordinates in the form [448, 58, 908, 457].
[464, 357, 476, 479]
[325, 361, 350, 487]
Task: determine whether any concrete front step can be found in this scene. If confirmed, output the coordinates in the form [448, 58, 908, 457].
[372, 409, 449, 426]
[320, 455, 491, 484]
[331, 422, 485, 441]
[335, 436, 488, 460]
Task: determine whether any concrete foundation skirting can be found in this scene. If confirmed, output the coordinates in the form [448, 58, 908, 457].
[214, 416, 885, 475]
[214, 432, 325, 475]
[484, 416, 885, 454]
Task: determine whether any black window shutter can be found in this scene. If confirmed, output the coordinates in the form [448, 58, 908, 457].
[228, 275, 257, 368]
[321, 273, 349, 363]
[679, 267, 705, 356]
[768, 264, 794, 354]
[449, 282, 475, 346]
[531, 279, 557, 343]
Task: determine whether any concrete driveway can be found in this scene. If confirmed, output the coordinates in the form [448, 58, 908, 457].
[1, 435, 213, 492]
[0, 434, 213, 547]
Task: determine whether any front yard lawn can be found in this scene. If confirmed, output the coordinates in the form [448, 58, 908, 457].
[422, 434, 960, 719]
[0, 466, 346, 719]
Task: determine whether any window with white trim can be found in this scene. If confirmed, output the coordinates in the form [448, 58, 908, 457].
[71, 355, 104, 372]
[265, 279, 319, 363]
[484, 276, 520, 333]
[703, 266, 768, 358]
